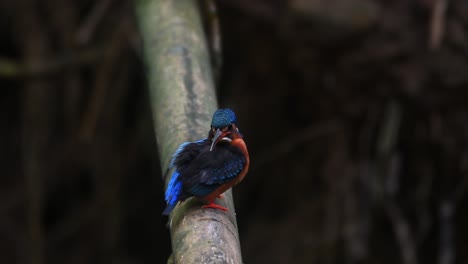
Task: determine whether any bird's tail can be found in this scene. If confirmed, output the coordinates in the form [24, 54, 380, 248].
[163, 171, 183, 215]
[162, 202, 177, 215]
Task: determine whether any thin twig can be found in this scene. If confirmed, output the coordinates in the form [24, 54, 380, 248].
[0, 49, 100, 79]
[75, 0, 113, 45]
[16, 1, 52, 262]
[429, 0, 449, 50]
[386, 201, 418, 264]
[203, 0, 222, 83]
[253, 120, 342, 169]
[438, 200, 455, 264]
[79, 18, 131, 141]
[46, 0, 83, 132]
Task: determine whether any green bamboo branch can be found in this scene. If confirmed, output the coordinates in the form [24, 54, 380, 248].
[135, 0, 243, 263]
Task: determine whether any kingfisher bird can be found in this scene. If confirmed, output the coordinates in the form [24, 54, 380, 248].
[162, 108, 250, 215]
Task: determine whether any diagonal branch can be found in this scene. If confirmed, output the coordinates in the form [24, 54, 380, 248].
[135, 0, 243, 263]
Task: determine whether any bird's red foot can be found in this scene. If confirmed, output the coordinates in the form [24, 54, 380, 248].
[217, 194, 224, 199]
[202, 202, 228, 212]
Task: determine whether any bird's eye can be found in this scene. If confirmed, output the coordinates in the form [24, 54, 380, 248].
[228, 124, 233, 130]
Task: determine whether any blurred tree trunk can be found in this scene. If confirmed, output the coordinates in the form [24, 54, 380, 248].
[136, 0, 243, 263]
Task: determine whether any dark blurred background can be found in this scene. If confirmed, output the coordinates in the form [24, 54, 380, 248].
[2, 0, 468, 263]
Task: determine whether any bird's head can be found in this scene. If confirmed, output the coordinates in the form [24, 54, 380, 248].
[209, 108, 242, 151]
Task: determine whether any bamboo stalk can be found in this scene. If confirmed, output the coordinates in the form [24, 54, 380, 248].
[135, 0, 243, 263]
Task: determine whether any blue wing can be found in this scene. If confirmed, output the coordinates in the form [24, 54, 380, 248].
[163, 170, 182, 215]
[181, 146, 247, 197]
[169, 139, 209, 169]
[163, 139, 209, 215]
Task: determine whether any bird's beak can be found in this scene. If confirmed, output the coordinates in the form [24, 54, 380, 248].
[210, 128, 231, 151]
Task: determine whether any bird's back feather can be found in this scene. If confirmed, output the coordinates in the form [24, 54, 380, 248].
[180, 143, 247, 198]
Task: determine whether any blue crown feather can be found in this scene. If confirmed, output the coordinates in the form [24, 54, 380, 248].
[211, 108, 237, 128]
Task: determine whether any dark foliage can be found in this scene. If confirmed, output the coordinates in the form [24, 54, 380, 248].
[1, 0, 468, 263]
